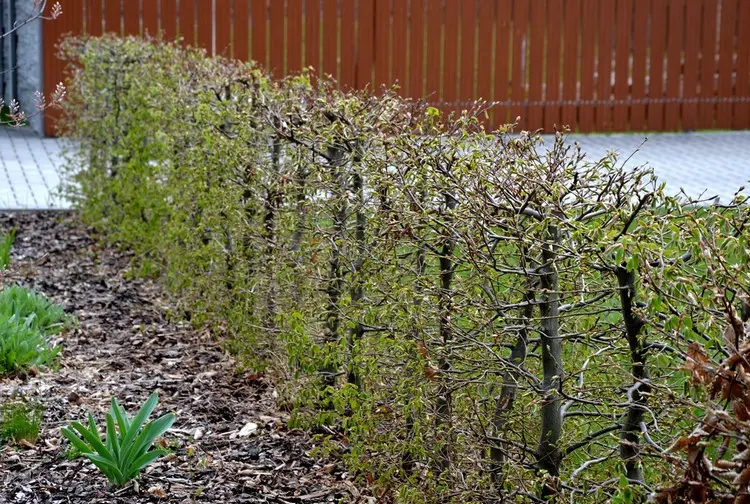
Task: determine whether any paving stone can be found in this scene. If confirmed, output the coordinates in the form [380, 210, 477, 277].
[0, 127, 748, 210]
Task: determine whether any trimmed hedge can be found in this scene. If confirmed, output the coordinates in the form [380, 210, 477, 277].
[60, 35, 750, 503]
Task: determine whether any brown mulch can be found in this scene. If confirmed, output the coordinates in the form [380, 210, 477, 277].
[0, 212, 367, 504]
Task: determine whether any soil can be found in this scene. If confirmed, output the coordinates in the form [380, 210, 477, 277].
[0, 212, 366, 504]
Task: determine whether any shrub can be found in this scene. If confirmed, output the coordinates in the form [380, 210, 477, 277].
[0, 401, 44, 445]
[59, 34, 750, 502]
[61, 392, 176, 485]
[0, 285, 69, 375]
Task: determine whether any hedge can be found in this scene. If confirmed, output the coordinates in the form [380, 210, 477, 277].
[59, 35, 750, 503]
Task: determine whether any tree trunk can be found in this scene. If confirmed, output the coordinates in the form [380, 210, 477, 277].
[536, 226, 563, 494]
[435, 187, 457, 476]
[347, 153, 365, 390]
[290, 148, 308, 305]
[616, 265, 649, 484]
[491, 287, 533, 489]
[263, 131, 282, 330]
[322, 146, 347, 389]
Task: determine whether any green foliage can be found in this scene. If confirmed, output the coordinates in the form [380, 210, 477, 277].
[59, 34, 750, 502]
[0, 285, 69, 375]
[61, 392, 176, 485]
[0, 285, 70, 335]
[0, 227, 15, 270]
[0, 401, 43, 445]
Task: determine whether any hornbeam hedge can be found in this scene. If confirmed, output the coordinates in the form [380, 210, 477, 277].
[59, 35, 750, 503]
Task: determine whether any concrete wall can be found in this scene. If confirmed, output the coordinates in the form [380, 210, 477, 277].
[2, 0, 44, 135]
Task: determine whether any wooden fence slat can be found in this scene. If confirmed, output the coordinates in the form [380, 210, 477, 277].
[374, 0, 391, 87]
[215, 0, 232, 57]
[476, 0, 492, 104]
[425, 0, 442, 103]
[698, 0, 718, 129]
[442, 0, 460, 115]
[493, 0, 512, 128]
[357, 0, 373, 88]
[142, 0, 159, 37]
[252, 0, 267, 66]
[579, 0, 597, 132]
[734, 0, 750, 129]
[716, 0, 737, 129]
[409, 0, 425, 98]
[648, 0, 667, 130]
[338, 0, 355, 87]
[630, 0, 649, 131]
[392, 0, 408, 91]
[528, 0, 544, 129]
[86, 0, 103, 36]
[104, 0, 121, 34]
[269, 0, 286, 76]
[287, 0, 304, 75]
[596, 0, 614, 131]
[179, 0, 196, 46]
[45, 0, 742, 136]
[665, 0, 685, 130]
[561, 0, 580, 130]
[681, 0, 700, 130]
[544, 0, 562, 131]
[234, 0, 250, 62]
[306, 0, 321, 74]
[511, 0, 529, 130]
[44, 0, 85, 135]
[123, 0, 140, 35]
[322, 0, 338, 80]
[162, 0, 178, 40]
[613, 0, 632, 131]
[460, 0, 476, 101]
[197, 0, 214, 53]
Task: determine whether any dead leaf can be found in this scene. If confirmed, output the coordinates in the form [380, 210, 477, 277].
[239, 422, 259, 437]
[147, 486, 168, 499]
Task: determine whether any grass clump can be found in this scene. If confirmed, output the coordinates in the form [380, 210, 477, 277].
[0, 401, 44, 445]
[0, 285, 70, 376]
[0, 227, 15, 270]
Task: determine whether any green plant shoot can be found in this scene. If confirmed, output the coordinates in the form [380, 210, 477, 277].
[61, 392, 176, 485]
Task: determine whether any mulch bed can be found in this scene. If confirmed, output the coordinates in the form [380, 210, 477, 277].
[0, 212, 366, 504]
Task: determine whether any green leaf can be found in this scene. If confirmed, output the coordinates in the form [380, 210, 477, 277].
[122, 413, 175, 471]
[86, 453, 125, 484]
[105, 413, 120, 462]
[117, 393, 160, 468]
[70, 421, 115, 462]
[123, 449, 168, 481]
[111, 397, 130, 435]
[61, 426, 95, 455]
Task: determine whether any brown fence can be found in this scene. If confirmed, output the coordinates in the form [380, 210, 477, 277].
[43, 0, 750, 135]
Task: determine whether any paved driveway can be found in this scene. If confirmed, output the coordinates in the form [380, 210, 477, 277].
[560, 131, 750, 203]
[1, 127, 749, 210]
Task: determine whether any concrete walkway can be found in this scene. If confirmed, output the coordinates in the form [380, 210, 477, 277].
[0, 127, 68, 210]
[1, 127, 749, 210]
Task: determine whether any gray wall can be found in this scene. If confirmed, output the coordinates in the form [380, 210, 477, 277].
[2, 0, 44, 135]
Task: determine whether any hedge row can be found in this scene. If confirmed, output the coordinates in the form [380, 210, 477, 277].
[59, 35, 750, 503]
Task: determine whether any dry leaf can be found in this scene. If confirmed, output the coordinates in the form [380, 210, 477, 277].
[147, 485, 168, 499]
[239, 422, 259, 437]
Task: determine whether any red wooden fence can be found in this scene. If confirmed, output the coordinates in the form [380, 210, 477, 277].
[44, 0, 750, 135]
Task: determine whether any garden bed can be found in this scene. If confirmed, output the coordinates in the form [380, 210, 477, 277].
[0, 212, 360, 503]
